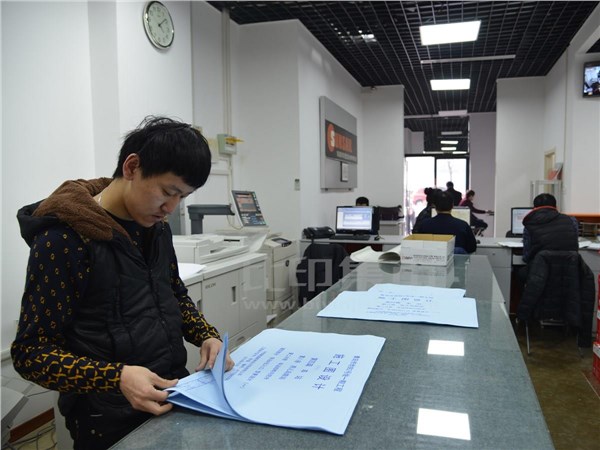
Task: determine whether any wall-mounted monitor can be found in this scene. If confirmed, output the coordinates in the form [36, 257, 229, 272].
[583, 60, 600, 97]
[511, 207, 533, 236]
[335, 206, 377, 235]
[231, 190, 267, 227]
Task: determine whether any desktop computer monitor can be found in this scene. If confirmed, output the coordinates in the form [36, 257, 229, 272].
[431, 206, 471, 224]
[231, 190, 267, 227]
[335, 206, 377, 235]
[511, 207, 533, 236]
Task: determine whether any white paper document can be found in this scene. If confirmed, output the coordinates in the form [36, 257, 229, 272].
[497, 241, 523, 248]
[177, 262, 206, 280]
[166, 329, 385, 435]
[350, 245, 402, 263]
[317, 284, 478, 328]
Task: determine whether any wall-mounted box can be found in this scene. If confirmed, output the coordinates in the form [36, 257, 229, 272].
[217, 134, 239, 155]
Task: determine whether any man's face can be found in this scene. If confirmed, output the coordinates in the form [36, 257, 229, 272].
[124, 169, 195, 228]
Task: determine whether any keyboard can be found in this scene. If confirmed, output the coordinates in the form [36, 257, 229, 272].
[330, 234, 371, 241]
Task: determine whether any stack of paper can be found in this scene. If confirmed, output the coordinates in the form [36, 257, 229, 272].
[317, 283, 479, 328]
[167, 329, 385, 435]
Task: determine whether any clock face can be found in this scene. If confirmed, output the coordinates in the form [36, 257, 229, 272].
[143, 1, 174, 49]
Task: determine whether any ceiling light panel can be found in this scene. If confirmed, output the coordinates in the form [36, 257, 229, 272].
[420, 20, 481, 46]
[431, 79, 471, 91]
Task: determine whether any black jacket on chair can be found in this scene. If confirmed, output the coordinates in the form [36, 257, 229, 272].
[517, 250, 595, 347]
[296, 243, 349, 306]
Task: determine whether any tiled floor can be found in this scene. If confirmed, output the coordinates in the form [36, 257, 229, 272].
[8, 325, 600, 450]
[512, 320, 600, 450]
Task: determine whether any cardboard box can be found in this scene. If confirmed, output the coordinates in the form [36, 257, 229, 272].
[593, 341, 600, 383]
[401, 234, 455, 266]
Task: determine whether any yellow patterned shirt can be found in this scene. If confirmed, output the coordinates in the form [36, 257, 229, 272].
[11, 221, 220, 393]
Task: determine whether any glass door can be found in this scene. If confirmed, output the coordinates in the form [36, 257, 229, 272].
[436, 158, 468, 202]
[404, 156, 435, 233]
[404, 155, 469, 234]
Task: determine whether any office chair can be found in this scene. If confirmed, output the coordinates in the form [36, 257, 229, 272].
[516, 250, 595, 355]
[377, 206, 402, 221]
[295, 243, 349, 306]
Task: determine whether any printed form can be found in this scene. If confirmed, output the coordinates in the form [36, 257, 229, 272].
[317, 283, 478, 328]
[167, 329, 385, 435]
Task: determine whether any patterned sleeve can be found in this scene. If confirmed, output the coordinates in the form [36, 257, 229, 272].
[170, 260, 221, 347]
[11, 226, 123, 393]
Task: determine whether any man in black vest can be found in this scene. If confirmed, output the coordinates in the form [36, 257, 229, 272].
[13, 117, 234, 449]
[518, 193, 579, 282]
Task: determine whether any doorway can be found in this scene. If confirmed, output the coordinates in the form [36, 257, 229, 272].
[404, 155, 469, 234]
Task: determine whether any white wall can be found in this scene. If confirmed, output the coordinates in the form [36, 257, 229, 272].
[469, 112, 496, 235]
[2, 0, 96, 426]
[495, 77, 545, 236]
[296, 22, 365, 231]
[495, 4, 600, 221]
[361, 86, 405, 207]
[232, 20, 301, 238]
[562, 3, 600, 213]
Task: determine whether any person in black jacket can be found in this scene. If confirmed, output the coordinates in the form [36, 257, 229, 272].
[12, 117, 234, 449]
[517, 193, 579, 283]
[418, 191, 477, 254]
[412, 187, 442, 233]
[445, 181, 462, 206]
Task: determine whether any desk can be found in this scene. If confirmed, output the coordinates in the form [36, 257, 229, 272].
[113, 256, 553, 450]
[303, 237, 599, 327]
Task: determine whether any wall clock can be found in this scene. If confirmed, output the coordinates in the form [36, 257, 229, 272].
[143, 1, 174, 49]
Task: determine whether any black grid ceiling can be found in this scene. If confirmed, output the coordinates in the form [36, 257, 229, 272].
[209, 1, 599, 152]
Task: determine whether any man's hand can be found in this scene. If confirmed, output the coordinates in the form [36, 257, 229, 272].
[196, 337, 235, 372]
[119, 365, 178, 416]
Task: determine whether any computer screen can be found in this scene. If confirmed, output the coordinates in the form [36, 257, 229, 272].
[335, 206, 376, 235]
[511, 207, 533, 235]
[231, 190, 267, 227]
[431, 206, 471, 224]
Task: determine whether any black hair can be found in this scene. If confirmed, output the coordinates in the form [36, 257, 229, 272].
[434, 191, 454, 212]
[533, 193, 557, 208]
[424, 187, 442, 205]
[113, 116, 212, 189]
[356, 196, 369, 206]
[446, 181, 454, 188]
[466, 189, 475, 197]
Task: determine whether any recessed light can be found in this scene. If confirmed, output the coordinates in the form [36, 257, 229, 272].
[420, 20, 481, 46]
[441, 131, 463, 136]
[431, 79, 470, 90]
[421, 54, 515, 64]
[438, 109, 468, 116]
[440, 140, 459, 145]
[441, 147, 457, 151]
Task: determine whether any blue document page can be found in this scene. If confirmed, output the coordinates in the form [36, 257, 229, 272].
[167, 329, 385, 435]
[317, 283, 478, 328]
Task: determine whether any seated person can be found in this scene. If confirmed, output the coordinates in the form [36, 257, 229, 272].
[517, 193, 579, 283]
[355, 196, 369, 206]
[411, 187, 442, 233]
[418, 191, 477, 254]
[459, 189, 492, 231]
